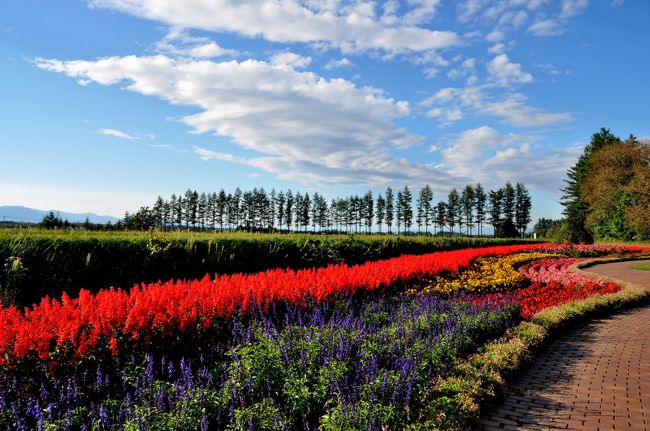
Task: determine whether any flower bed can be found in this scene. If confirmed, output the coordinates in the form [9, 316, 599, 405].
[0, 294, 519, 431]
[415, 257, 649, 430]
[0, 244, 545, 365]
[519, 257, 612, 287]
[414, 252, 553, 295]
[410, 246, 637, 319]
[540, 243, 648, 257]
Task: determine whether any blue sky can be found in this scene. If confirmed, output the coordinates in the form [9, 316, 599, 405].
[1, 0, 648, 222]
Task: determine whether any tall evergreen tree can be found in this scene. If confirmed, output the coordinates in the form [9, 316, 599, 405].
[198, 192, 208, 230]
[173, 194, 183, 229]
[385, 187, 394, 234]
[502, 182, 515, 224]
[217, 190, 227, 230]
[362, 191, 374, 233]
[268, 189, 276, 230]
[561, 127, 620, 243]
[232, 188, 242, 228]
[275, 191, 286, 230]
[285, 190, 293, 231]
[474, 183, 487, 237]
[416, 185, 433, 234]
[447, 189, 460, 235]
[461, 185, 475, 236]
[376, 194, 386, 233]
[152, 196, 165, 230]
[293, 192, 303, 230]
[489, 189, 503, 237]
[395, 190, 403, 234]
[300, 192, 310, 231]
[399, 186, 413, 234]
[515, 182, 532, 237]
[435, 201, 447, 235]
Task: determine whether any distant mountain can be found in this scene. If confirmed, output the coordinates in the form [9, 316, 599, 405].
[0, 206, 120, 224]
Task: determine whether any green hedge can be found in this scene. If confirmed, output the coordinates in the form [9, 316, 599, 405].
[0, 229, 537, 307]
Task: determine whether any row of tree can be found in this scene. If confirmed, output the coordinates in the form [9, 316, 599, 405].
[120, 182, 532, 237]
[561, 128, 650, 242]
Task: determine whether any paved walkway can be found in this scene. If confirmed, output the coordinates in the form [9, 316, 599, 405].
[476, 259, 650, 431]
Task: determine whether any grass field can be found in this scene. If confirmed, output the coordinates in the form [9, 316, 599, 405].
[633, 261, 650, 271]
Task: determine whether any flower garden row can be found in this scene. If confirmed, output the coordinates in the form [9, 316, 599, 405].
[0, 242, 647, 430]
[0, 243, 545, 365]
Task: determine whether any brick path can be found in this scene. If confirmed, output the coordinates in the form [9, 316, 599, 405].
[475, 259, 650, 431]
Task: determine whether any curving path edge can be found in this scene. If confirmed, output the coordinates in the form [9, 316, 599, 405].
[475, 259, 650, 431]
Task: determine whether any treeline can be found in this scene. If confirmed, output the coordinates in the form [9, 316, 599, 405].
[560, 128, 650, 242]
[38, 212, 113, 231]
[118, 182, 532, 237]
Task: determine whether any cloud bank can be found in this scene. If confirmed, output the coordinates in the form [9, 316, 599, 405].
[88, 0, 460, 54]
[38, 54, 464, 187]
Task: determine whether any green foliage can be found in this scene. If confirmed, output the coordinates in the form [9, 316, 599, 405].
[533, 218, 562, 238]
[632, 261, 650, 271]
[0, 229, 536, 306]
[561, 127, 620, 243]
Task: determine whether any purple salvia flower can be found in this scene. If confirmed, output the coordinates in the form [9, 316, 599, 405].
[180, 358, 193, 388]
[145, 354, 154, 387]
[99, 404, 109, 426]
[96, 366, 103, 390]
[156, 389, 165, 412]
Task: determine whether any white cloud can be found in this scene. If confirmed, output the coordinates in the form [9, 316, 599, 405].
[483, 142, 582, 191]
[487, 53, 533, 86]
[421, 85, 572, 128]
[439, 126, 540, 182]
[488, 43, 506, 54]
[485, 28, 505, 42]
[39, 54, 466, 187]
[437, 125, 579, 191]
[271, 52, 312, 69]
[511, 10, 528, 28]
[324, 57, 354, 70]
[479, 93, 572, 127]
[421, 87, 458, 106]
[534, 63, 562, 76]
[402, 0, 443, 25]
[97, 128, 136, 140]
[87, 0, 460, 54]
[441, 125, 502, 177]
[457, 0, 490, 22]
[527, 19, 566, 36]
[560, 0, 589, 19]
[426, 107, 464, 126]
[155, 28, 237, 58]
[447, 57, 476, 79]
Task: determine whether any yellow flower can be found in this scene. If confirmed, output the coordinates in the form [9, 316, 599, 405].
[411, 252, 554, 295]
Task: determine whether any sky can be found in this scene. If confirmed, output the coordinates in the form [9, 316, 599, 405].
[1, 0, 649, 222]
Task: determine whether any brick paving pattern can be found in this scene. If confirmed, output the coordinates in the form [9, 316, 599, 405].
[476, 259, 650, 431]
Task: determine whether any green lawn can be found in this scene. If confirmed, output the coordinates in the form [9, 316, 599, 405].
[633, 261, 650, 271]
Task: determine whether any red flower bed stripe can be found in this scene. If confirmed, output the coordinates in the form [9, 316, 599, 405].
[0, 243, 547, 364]
[515, 280, 620, 319]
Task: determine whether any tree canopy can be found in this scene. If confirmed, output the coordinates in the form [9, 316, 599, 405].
[559, 128, 650, 242]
